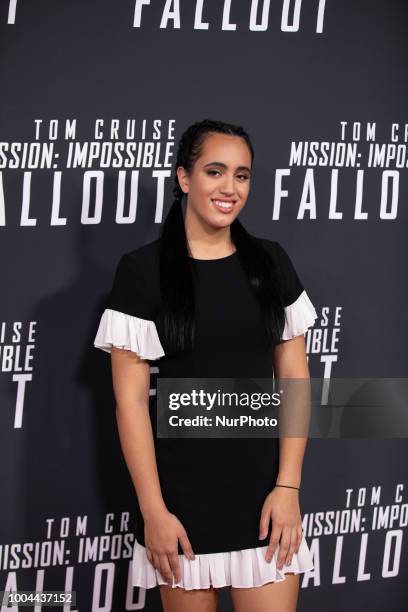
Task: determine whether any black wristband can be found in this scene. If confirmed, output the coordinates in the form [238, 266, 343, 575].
[275, 484, 300, 491]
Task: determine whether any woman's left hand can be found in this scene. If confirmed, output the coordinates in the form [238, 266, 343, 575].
[258, 487, 303, 568]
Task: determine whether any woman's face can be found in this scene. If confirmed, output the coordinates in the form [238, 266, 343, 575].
[177, 132, 252, 230]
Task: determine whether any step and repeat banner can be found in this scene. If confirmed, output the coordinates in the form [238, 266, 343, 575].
[1, 1, 407, 610]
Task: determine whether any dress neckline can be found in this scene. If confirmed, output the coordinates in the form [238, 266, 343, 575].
[189, 250, 238, 263]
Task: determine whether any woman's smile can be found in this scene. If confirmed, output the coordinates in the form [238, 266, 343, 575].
[211, 198, 236, 213]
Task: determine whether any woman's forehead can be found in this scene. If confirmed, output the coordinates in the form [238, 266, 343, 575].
[199, 133, 251, 164]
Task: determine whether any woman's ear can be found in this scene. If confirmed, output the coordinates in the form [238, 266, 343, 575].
[176, 165, 189, 195]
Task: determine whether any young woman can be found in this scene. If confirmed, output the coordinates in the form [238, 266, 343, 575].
[94, 119, 317, 612]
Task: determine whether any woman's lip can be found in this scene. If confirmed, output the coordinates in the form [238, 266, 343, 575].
[211, 199, 236, 213]
[211, 198, 236, 203]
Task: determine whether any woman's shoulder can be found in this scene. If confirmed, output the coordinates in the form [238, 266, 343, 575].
[94, 238, 164, 359]
[106, 239, 161, 316]
[250, 234, 305, 306]
[125, 237, 161, 270]
[250, 234, 285, 261]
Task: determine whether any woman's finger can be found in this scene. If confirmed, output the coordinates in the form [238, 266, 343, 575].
[159, 554, 174, 585]
[284, 526, 299, 566]
[152, 552, 161, 572]
[168, 552, 182, 583]
[276, 526, 291, 569]
[265, 521, 281, 562]
[296, 525, 303, 553]
[259, 508, 271, 540]
[178, 530, 195, 560]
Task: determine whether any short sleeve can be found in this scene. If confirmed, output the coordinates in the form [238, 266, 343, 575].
[272, 241, 318, 341]
[93, 253, 165, 360]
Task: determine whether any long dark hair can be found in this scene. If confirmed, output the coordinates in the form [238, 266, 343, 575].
[157, 118, 285, 355]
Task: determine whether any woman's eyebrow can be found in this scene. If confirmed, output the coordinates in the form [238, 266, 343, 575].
[203, 161, 251, 173]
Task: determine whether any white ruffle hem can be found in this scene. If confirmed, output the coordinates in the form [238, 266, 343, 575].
[282, 290, 318, 340]
[132, 537, 314, 590]
[93, 308, 165, 360]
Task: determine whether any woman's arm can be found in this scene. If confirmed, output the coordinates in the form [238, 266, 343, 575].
[111, 346, 167, 519]
[273, 334, 310, 488]
[259, 334, 311, 568]
[110, 347, 195, 584]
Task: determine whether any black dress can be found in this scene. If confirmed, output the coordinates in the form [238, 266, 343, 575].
[94, 235, 317, 589]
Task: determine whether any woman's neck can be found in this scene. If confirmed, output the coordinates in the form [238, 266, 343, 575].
[185, 229, 235, 259]
[184, 205, 235, 259]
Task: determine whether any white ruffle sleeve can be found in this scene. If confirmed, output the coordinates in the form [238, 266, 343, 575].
[93, 308, 165, 361]
[131, 536, 314, 590]
[281, 289, 318, 340]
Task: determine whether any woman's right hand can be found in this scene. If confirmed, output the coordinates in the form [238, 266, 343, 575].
[143, 508, 195, 585]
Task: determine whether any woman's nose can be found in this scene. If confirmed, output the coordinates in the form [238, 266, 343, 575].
[220, 175, 235, 194]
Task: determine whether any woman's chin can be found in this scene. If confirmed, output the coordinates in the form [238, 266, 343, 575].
[206, 212, 238, 228]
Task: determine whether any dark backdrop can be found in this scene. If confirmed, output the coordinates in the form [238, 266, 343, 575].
[1, 1, 407, 610]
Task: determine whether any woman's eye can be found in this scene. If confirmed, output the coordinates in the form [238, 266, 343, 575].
[207, 170, 249, 181]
